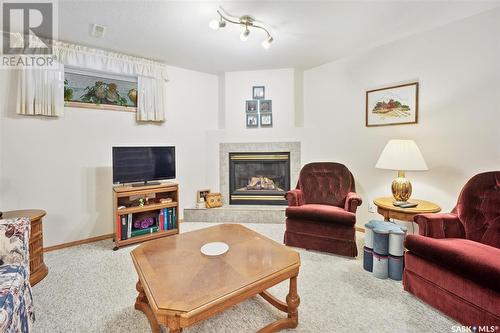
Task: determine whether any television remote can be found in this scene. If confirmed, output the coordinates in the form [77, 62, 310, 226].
[399, 202, 418, 208]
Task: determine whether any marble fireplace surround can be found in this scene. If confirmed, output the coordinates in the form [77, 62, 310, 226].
[220, 142, 301, 203]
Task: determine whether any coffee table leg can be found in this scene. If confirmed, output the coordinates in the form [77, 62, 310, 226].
[135, 280, 161, 333]
[166, 316, 182, 333]
[286, 275, 300, 325]
[258, 275, 300, 333]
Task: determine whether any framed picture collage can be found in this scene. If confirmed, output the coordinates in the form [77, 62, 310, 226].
[246, 86, 273, 128]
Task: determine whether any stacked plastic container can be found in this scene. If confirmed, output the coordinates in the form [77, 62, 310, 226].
[363, 220, 407, 280]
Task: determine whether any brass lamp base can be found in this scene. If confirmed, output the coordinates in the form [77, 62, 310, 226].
[391, 170, 412, 203]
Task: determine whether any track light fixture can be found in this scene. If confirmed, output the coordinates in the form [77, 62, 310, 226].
[209, 8, 274, 49]
[240, 26, 250, 42]
[262, 36, 273, 49]
[209, 16, 226, 30]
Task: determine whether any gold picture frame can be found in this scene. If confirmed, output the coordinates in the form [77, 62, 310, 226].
[196, 189, 211, 208]
[366, 82, 419, 127]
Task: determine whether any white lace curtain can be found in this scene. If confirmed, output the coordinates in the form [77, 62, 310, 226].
[16, 37, 168, 121]
[17, 66, 64, 116]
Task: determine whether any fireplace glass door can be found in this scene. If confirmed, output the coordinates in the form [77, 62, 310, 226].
[229, 152, 290, 205]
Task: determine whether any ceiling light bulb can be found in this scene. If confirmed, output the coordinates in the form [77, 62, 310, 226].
[240, 28, 250, 42]
[209, 19, 220, 30]
[262, 36, 274, 49]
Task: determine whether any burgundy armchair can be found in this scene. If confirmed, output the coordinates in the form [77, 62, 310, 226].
[404, 171, 500, 326]
[284, 162, 362, 257]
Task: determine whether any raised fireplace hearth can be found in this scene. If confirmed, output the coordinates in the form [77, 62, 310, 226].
[229, 152, 290, 205]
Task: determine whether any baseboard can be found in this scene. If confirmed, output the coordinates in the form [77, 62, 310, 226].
[44, 219, 185, 253]
[44, 233, 114, 252]
[355, 226, 365, 233]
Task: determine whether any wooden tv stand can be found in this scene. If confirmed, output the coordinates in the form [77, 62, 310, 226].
[113, 182, 179, 250]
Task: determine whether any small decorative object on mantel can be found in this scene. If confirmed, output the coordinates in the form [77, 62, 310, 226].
[196, 189, 211, 209]
[205, 193, 223, 208]
[366, 82, 418, 127]
[253, 86, 265, 99]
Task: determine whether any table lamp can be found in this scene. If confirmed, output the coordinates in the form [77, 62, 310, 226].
[375, 139, 428, 204]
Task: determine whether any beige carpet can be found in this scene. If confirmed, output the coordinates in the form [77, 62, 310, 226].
[32, 222, 456, 332]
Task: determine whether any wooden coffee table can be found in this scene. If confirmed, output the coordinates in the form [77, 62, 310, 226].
[131, 224, 301, 333]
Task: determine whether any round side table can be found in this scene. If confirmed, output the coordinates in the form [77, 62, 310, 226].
[2, 209, 48, 286]
[373, 197, 441, 223]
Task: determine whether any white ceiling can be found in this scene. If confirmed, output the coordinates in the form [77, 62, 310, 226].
[58, 1, 500, 74]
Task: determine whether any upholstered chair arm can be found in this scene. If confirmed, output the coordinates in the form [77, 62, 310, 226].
[285, 189, 304, 206]
[414, 213, 465, 239]
[344, 192, 362, 213]
[0, 217, 30, 266]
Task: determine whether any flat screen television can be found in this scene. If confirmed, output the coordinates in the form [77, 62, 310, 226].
[112, 146, 176, 184]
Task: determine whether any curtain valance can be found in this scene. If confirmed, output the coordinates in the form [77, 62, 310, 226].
[54, 41, 169, 81]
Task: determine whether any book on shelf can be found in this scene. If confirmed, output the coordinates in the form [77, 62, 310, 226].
[172, 207, 177, 229]
[131, 226, 159, 237]
[163, 208, 169, 230]
[160, 207, 178, 230]
[159, 210, 164, 231]
[127, 214, 132, 238]
[120, 215, 128, 240]
[116, 215, 120, 240]
[168, 208, 173, 230]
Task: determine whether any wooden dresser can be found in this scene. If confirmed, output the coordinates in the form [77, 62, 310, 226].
[2, 209, 48, 286]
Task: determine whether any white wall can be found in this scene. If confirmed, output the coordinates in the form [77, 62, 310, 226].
[205, 68, 303, 194]
[303, 8, 500, 226]
[0, 66, 218, 247]
[224, 68, 296, 130]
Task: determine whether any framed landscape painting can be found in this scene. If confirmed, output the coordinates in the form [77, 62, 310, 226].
[366, 82, 418, 127]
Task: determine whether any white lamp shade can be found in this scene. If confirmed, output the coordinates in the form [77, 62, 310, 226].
[375, 139, 428, 171]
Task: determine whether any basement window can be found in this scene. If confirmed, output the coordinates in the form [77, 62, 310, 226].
[64, 67, 138, 112]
